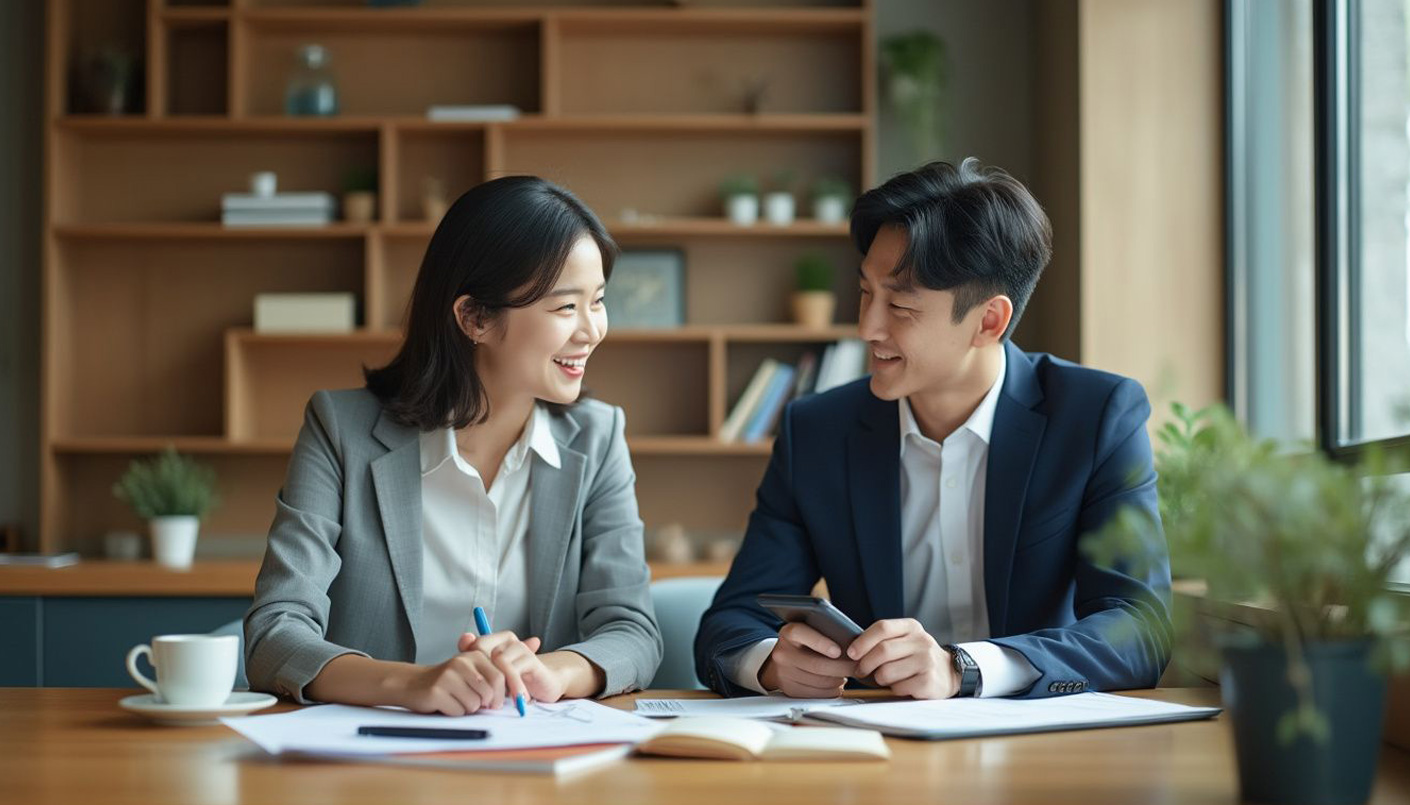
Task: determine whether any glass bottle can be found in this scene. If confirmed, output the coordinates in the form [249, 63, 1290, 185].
[284, 44, 339, 117]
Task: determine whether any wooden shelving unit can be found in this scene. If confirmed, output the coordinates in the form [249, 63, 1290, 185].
[42, 0, 875, 563]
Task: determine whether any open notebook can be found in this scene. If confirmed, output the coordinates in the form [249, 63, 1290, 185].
[635, 717, 890, 762]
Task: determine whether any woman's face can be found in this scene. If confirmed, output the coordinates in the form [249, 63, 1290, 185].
[471, 235, 608, 408]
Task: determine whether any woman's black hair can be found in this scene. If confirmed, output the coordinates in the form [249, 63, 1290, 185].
[850, 158, 1052, 340]
[364, 176, 617, 429]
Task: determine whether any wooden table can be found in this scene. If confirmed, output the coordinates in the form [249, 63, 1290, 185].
[2, 688, 1408, 804]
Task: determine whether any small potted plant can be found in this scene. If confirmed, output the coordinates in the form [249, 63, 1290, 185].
[113, 448, 220, 570]
[764, 170, 797, 226]
[812, 176, 851, 224]
[342, 166, 378, 224]
[720, 174, 760, 226]
[792, 253, 836, 328]
[1086, 404, 1410, 805]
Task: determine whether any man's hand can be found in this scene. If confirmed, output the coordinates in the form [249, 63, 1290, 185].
[848, 618, 958, 699]
[758, 621, 859, 697]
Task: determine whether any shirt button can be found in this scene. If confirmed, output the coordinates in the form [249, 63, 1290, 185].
[949, 551, 962, 565]
[945, 477, 958, 489]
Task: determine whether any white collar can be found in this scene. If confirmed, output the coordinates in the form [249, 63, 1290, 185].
[420, 403, 562, 478]
[898, 347, 1008, 452]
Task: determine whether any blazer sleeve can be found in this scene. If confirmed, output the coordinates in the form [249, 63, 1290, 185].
[555, 406, 664, 697]
[243, 391, 369, 703]
[988, 377, 1175, 697]
[694, 401, 823, 696]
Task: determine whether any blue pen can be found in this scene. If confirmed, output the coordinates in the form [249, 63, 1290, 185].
[473, 606, 527, 717]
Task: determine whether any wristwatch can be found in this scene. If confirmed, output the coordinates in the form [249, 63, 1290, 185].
[942, 644, 981, 698]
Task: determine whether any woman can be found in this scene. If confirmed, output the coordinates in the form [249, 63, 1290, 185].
[244, 176, 662, 714]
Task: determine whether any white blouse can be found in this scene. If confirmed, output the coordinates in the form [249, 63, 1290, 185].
[414, 403, 561, 665]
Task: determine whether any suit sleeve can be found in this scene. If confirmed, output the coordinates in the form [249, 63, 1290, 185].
[244, 391, 369, 703]
[987, 378, 1174, 697]
[694, 401, 824, 696]
[556, 406, 664, 697]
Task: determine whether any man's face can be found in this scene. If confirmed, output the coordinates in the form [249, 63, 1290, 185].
[857, 225, 997, 402]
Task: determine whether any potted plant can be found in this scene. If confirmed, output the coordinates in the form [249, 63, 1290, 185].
[812, 176, 851, 224]
[342, 166, 378, 223]
[792, 253, 836, 328]
[881, 31, 947, 163]
[113, 448, 220, 570]
[720, 174, 760, 226]
[1086, 404, 1410, 805]
[764, 170, 797, 226]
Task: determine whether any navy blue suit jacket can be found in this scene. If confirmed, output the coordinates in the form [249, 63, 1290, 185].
[694, 340, 1173, 698]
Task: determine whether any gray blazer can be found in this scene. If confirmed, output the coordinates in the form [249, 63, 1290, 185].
[244, 389, 662, 703]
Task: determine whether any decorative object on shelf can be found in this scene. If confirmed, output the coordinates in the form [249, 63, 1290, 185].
[284, 44, 339, 117]
[606, 250, 686, 329]
[1085, 403, 1410, 805]
[792, 253, 836, 329]
[421, 176, 449, 223]
[341, 166, 378, 223]
[812, 176, 852, 224]
[250, 171, 278, 199]
[254, 293, 357, 334]
[763, 170, 797, 226]
[647, 523, 695, 564]
[740, 75, 770, 115]
[102, 530, 143, 561]
[112, 448, 220, 571]
[82, 46, 140, 115]
[881, 31, 948, 163]
[703, 537, 738, 564]
[720, 174, 760, 226]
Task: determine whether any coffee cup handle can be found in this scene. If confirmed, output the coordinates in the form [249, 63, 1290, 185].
[125, 644, 160, 697]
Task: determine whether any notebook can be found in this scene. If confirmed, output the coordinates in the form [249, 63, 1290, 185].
[798, 692, 1221, 740]
[284, 743, 631, 777]
[635, 717, 889, 762]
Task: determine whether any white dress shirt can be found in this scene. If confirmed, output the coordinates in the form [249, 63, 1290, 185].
[414, 403, 561, 665]
[730, 349, 1041, 696]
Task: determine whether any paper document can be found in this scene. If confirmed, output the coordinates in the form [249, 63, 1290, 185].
[634, 695, 863, 720]
[222, 699, 664, 756]
[802, 692, 1220, 740]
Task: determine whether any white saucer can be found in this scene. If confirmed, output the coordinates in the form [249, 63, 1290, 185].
[119, 691, 278, 726]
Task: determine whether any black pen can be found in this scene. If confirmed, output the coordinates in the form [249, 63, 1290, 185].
[357, 726, 489, 740]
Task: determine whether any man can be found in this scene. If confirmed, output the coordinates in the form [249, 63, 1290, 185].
[695, 159, 1172, 700]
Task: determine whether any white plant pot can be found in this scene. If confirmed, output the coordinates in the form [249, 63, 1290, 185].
[813, 195, 848, 224]
[150, 515, 200, 570]
[764, 192, 796, 226]
[725, 194, 759, 226]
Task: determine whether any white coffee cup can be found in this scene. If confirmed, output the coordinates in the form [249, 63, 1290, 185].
[126, 634, 238, 707]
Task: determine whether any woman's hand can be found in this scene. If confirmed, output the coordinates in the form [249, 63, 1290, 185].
[459, 631, 568, 705]
[388, 651, 509, 715]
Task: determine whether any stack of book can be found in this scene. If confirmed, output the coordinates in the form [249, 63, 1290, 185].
[221, 192, 336, 227]
[720, 339, 869, 443]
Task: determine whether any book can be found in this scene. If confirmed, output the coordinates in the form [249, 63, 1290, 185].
[254, 293, 357, 333]
[741, 362, 796, 443]
[285, 743, 630, 777]
[791, 350, 819, 399]
[222, 212, 334, 227]
[720, 359, 780, 443]
[635, 717, 889, 762]
[221, 192, 336, 211]
[0, 552, 79, 568]
[427, 105, 522, 122]
[814, 339, 868, 394]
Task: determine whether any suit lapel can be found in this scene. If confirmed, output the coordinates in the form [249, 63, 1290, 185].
[526, 410, 585, 640]
[370, 409, 425, 653]
[983, 341, 1047, 636]
[849, 393, 905, 623]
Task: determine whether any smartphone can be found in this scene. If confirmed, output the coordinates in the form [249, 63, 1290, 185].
[756, 594, 865, 651]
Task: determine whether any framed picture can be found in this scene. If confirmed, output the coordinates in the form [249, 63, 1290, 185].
[606, 249, 686, 329]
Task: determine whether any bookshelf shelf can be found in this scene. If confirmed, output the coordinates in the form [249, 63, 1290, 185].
[42, 0, 875, 555]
